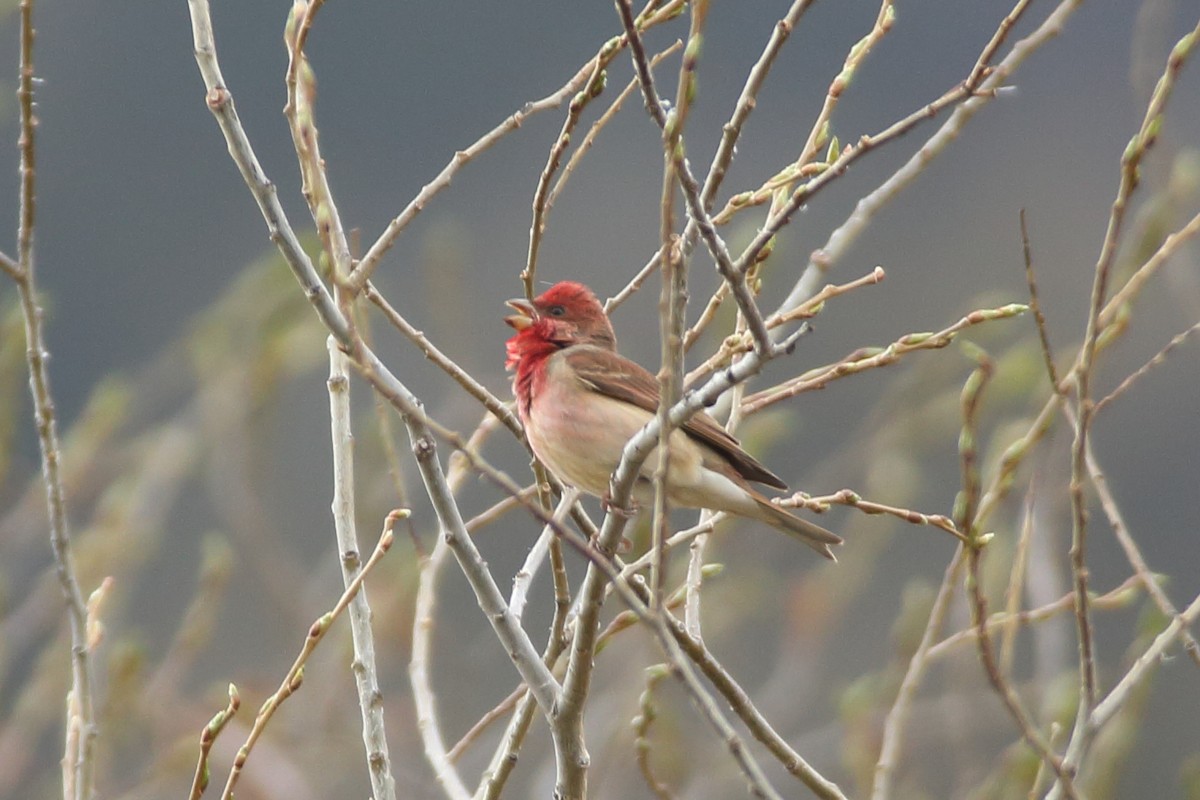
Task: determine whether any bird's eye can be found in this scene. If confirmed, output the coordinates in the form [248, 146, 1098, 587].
[548, 305, 566, 317]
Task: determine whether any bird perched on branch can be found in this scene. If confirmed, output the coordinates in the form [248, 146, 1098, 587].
[504, 281, 841, 559]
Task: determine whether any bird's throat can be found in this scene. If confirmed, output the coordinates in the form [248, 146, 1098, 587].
[507, 330, 559, 418]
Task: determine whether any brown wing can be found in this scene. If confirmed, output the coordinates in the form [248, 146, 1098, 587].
[564, 345, 788, 490]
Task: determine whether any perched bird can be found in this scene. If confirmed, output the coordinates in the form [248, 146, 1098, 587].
[505, 281, 842, 559]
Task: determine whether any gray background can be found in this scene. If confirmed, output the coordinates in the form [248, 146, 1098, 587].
[1, 1, 1198, 797]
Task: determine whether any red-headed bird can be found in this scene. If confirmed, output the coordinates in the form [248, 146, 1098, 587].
[505, 281, 841, 559]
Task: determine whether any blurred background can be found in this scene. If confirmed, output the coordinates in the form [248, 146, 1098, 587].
[1, 1, 1198, 798]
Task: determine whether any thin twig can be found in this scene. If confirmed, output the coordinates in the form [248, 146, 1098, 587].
[522, 58, 609, 299]
[1099, 209, 1200, 330]
[510, 490, 578, 622]
[412, 417, 501, 800]
[634, 665, 678, 800]
[774, 0, 1079, 318]
[685, 266, 885, 379]
[784, 489, 968, 545]
[1000, 470, 1040, 673]
[767, 1, 896, 212]
[927, 576, 1140, 661]
[1020, 209, 1062, 390]
[549, 42, 683, 213]
[445, 687, 523, 765]
[1091, 589, 1200, 730]
[188, 684, 240, 800]
[217, 519, 397, 800]
[742, 303, 1027, 415]
[7, 2, 99, 797]
[606, 0, 818, 315]
[956, 351, 1078, 796]
[365, 283, 522, 437]
[616, 0, 773, 355]
[348, 0, 685, 293]
[1064, 403, 1200, 665]
[1095, 320, 1200, 413]
[702, 0, 818, 210]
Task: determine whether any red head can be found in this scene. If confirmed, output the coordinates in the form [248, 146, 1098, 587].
[505, 282, 617, 370]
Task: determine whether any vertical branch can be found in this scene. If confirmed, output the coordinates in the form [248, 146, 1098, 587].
[654, 1, 703, 611]
[956, 351, 1077, 795]
[649, 135, 677, 615]
[187, 5, 564, 792]
[650, 1, 703, 608]
[1067, 15, 1199, 716]
[1019, 210, 1062, 391]
[999, 475, 1039, 674]
[284, 0, 354, 309]
[284, 8, 397, 795]
[615, 0, 772, 354]
[17, 0, 36, 274]
[327, 337, 396, 800]
[607, 0, 816, 316]
[4, 2, 99, 798]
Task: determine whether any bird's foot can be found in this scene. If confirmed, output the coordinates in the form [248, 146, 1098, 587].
[601, 492, 640, 520]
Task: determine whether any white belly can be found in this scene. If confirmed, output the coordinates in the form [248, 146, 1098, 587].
[523, 353, 705, 502]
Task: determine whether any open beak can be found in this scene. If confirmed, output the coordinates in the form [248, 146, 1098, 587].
[505, 298, 536, 330]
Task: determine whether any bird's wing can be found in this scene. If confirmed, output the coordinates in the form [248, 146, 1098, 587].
[564, 345, 788, 490]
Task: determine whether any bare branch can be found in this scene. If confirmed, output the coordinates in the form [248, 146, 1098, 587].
[1067, 7, 1199, 721]
[1095, 320, 1200, 413]
[217, 518, 396, 800]
[327, 337, 396, 800]
[365, 283, 522, 437]
[5, 2, 100, 797]
[188, 0, 563, 737]
[742, 303, 1027, 415]
[615, 0, 773, 354]
[188, 684, 240, 800]
[1019, 209, 1063, 391]
[775, 0, 1082, 317]
[927, 577, 1140, 661]
[548, 42, 683, 212]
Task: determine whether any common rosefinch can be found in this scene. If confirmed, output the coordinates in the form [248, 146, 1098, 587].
[505, 281, 841, 559]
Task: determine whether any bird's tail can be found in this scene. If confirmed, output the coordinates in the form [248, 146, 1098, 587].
[749, 494, 842, 560]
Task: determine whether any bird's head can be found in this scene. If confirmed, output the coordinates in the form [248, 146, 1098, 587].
[505, 281, 617, 360]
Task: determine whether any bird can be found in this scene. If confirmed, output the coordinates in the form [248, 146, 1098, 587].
[504, 280, 842, 559]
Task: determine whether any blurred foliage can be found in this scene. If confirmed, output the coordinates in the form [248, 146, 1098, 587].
[3, 3, 1199, 799]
